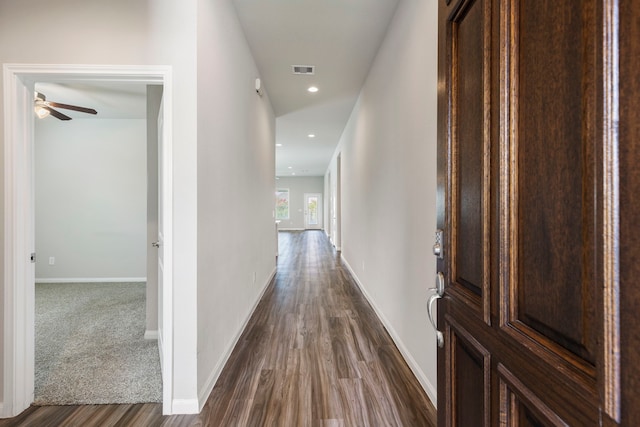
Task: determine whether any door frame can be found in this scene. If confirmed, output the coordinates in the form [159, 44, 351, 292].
[303, 193, 323, 229]
[335, 153, 341, 250]
[2, 64, 174, 417]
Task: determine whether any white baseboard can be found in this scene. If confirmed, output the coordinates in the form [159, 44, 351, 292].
[35, 277, 146, 283]
[277, 227, 305, 231]
[341, 255, 438, 408]
[144, 330, 158, 340]
[171, 399, 199, 414]
[198, 267, 277, 411]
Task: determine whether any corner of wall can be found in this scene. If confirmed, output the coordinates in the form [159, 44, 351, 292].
[197, 267, 276, 410]
[170, 399, 199, 415]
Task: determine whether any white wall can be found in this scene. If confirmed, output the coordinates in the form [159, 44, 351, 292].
[325, 0, 439, 405]
[0, 0, 201, 412]
[2, 0, 279, 413]
[276, 176, 324, 230]
[195, 0, 276, 408]
[147, 0, 200, 410]
[34, 119, 147, 282]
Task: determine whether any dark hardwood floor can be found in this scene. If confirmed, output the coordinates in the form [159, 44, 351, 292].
[1, 231, 436, 426]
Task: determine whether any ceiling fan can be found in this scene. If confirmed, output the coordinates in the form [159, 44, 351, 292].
[34, 92, 98, 121]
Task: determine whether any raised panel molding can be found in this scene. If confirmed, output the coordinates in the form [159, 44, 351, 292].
[498, 363, 568, 427]
[601, 0, 621, 419]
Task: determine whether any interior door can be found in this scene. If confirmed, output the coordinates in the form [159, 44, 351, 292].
[436, 0, 625, 425]
[154, 95, 174, 415]
[304, 193, 322, 230]
[156, 97, 165, 367]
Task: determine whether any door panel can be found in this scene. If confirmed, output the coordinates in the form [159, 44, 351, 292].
[449, 0, 492, 322]
[436, 0, 624, 425]
[446, 317, 490, 427]
[513, 0, 596, 364]
[454, 337, 485, 426]
[452, 0, 487, 297]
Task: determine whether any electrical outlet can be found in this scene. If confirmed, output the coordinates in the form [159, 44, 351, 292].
[49, 256, 55, 265]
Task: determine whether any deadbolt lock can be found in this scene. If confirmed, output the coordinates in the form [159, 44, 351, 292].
[433, 229, 444, 259]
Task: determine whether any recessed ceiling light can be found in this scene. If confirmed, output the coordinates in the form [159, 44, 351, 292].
[292, 172, 296, 175]
[276, 143, 283, 147]
[307, 86, 319, 93]
[288, 166, 293, 169]
[308, 134, 315, 138]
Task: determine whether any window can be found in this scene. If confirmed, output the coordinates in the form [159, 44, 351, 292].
[275, 188, 290, 220]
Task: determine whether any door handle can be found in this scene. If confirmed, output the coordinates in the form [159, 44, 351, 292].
[152, 241, 161, 248]
[427, 272, 445, 348]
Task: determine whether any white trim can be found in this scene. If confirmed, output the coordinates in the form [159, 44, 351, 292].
[277, 227, 305, 231]
[3, 64, 175, 418]
[144, 330, 159, 340]
[197, 267, 276, 411]
[3, 63, 36, 419]
[35, 277, 147, 283]
[171, 399, 199, 414]
[341, 255, 438, 408]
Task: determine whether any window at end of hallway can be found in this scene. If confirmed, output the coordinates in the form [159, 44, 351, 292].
[276, 188, 290, 220]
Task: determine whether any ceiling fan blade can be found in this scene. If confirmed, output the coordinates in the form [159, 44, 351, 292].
[47, 101, 97, 115]
[44, 107, 72, 121]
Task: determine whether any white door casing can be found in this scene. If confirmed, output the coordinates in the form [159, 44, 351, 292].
[2, 64, 174, 417]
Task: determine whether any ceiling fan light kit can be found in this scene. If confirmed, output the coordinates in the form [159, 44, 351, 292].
[34, 105, 50, 119]
[34, 91, 97, 121]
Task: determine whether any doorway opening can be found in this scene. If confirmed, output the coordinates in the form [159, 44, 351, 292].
[3, 64, 174, 417]
[304, 193, 323, 230]
[328, 153, 342, 250]
[32, 80, 160, 405]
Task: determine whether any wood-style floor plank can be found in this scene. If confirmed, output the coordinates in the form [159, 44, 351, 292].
[0, 231, 436, 426]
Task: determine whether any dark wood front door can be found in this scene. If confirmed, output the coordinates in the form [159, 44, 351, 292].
[436, 0, 640, 425]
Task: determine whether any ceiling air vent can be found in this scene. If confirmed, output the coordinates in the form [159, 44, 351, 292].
[292, 65, 315, 75]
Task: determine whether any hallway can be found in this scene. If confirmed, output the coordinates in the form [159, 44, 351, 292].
[200, 231, 436, 425]
[1, 231, 436, 426]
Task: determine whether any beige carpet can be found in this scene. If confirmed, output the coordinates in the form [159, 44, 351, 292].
[34, 282, 162, 405]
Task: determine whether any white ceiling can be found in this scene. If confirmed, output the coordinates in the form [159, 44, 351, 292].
[35, 82, 147, 120]
[234, 0, 400, 177]
[33, 0, 400, 177]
